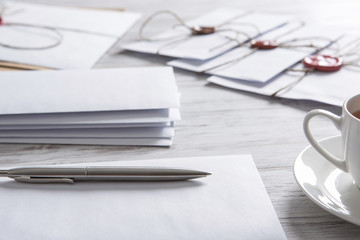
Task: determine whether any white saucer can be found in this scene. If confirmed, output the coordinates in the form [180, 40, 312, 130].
[294, 135, 360, 226]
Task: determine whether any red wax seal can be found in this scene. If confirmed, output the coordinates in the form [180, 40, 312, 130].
[303, 55, 343, 72]
[250, 40, 279, 49]
[191, 26, 216, 35]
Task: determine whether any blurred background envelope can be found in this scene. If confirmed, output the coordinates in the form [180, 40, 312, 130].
[124, 8, 291, 60]
[0, 1, 141, 69]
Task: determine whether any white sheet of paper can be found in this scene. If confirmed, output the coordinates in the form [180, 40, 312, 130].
[0, 2, 140, 69]
[0, 121, 173, 130]
[0, 108, 180, 125]
[208, 35, 360, 106]
[0, 155, 286, 239]
[0, 137, 172, 146]
[0, 126, 174, 138]
[124, 8, 290, 60]
[0, 67, 180, 114]
[169, 24, 344, 83]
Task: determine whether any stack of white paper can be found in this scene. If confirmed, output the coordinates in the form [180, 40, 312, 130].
[0, 155, 287, 240]
[0, 67, 180, 146]
[0, 1, 141, 69]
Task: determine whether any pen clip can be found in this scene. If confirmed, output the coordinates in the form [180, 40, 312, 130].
[13, 176, 74, 184]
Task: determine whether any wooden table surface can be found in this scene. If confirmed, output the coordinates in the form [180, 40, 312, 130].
[2, 0, 360, 239]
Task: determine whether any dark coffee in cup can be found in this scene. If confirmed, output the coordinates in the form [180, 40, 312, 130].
[352, 110, 360, 119]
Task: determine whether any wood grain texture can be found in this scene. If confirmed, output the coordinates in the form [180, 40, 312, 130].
[2, 0, 360, 239]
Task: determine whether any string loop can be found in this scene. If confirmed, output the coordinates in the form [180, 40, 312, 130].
[138, 9, 255, 54]
[0, 4, 63, 50]
[139, 10, 191, 41]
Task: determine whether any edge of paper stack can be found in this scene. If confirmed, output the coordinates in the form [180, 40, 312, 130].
[0, 67, 180, 146]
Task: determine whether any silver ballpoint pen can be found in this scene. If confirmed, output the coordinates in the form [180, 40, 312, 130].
[0, 166, 211, 183]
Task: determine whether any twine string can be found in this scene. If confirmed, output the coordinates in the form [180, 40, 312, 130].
[139, 10, 190, 41]
[138, 10, 256, 54]
[0, 1, 126, 50]
[209, 30, 254, 52]
[335, 37, 360, 57]
[201, 22, 333, 73]
[278, 36, 335, 51]
[209, 22, 261, 51]
[271, 37, 360, 97]
[156, 35, 192, 54]
[0, 22, 63, 50]
[270, 68, 313, 97]
[201, 48, 258, 73]
[0, 2, 64, 50]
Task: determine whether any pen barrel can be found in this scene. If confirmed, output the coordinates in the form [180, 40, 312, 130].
[0, 170, 8, 176]
[4, 167, 209, 182]
[7, 167, 86, 178]
[85, 167, 208, 181]
[86, 167, 190, 176]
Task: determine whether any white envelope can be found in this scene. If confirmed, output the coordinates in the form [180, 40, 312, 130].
[124, 8, 291, 60]
[0, 121, 173, 130]
[0, 126, 174, 138]
[0, 2, 140, 69]
[169, 24, 344, 83]
[208, 35, 360, 106]
[0, 67, 180, 115]
[0, 155, 286, 239]
[4, 1, 140, 37]
[0, 109, 180, 125]
[0, 137, 173, 146]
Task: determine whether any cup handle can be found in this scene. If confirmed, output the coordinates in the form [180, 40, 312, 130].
[303, 109, 347, 172]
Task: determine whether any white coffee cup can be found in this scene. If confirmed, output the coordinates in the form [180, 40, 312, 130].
[303, 93, 360, 186]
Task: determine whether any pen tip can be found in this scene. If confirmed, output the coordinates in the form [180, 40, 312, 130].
[0, 170, 8, 176]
